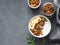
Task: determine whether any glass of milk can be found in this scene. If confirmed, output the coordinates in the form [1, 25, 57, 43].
[54, 0, 60, 24]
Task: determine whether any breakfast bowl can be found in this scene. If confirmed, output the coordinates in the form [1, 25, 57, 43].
[28, 15, 51, 38]
[43, 2, 55, 16]
[28, 0, 41, 9]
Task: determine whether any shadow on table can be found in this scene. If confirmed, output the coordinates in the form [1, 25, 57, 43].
[27, 5, 43, 16]
[47, 11, 60, 45]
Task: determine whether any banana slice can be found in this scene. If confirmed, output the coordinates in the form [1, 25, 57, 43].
[29, 16, 41, 29]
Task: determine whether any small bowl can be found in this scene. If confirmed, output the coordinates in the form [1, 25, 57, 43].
[43, 2, 55, 16]
[28, 15, 51, 38]
[28, 0, 41, 9]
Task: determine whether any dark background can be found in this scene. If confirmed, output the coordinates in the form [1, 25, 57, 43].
[0, 0, 59, 45]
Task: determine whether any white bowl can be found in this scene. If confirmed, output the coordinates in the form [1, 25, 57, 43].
[28, 0, 41, 9]
[28, 15, 51, 38]
[43, 2, 55, 16]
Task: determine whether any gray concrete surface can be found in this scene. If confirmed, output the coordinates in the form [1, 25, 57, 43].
[0, 0, 58, 45]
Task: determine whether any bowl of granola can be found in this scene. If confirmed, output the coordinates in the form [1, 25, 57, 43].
[28, 15, 51, 38]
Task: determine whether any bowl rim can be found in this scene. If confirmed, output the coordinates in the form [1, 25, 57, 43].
[43, 2, 55, 16]
[28, 15, 51, 38]
[28, 0, 41, 9]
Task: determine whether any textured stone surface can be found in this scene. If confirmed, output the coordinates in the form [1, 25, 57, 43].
[0, 0, 58, 45]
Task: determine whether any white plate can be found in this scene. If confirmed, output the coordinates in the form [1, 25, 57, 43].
[28, 15, 51, 38]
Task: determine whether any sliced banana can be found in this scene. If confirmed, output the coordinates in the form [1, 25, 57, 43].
[29, 16, 41, 29]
